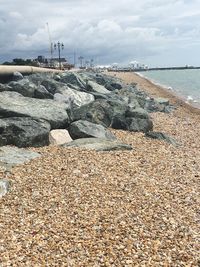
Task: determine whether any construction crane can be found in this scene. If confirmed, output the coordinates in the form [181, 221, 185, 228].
[46, 22, 53, 64]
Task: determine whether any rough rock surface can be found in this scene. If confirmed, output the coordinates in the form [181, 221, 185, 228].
[63, 137, 132, 151]
[49, 129, 73, 145]
[0, 146, 40, 170]
[0, 117, 51, 147]
[145, 131, 180, 146]
[68, 120, 116, 140]
[86, 80, 110, 94]
[55, 86, 95, 108]
[0, 91, 69, 128]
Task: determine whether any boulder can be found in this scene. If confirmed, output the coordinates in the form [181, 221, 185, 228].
[111, 107, 153, 133]
[0, 117, 51, 147]
[68, 120, 116, 140]
[71, 99, 113, 127]
[0, 179, 10, 198]
[34, 85, 53, 99]
[7, 79, 37, 97]
[0, 146, 40, 170]
[12, 71, 24, 81]
[49, 129, 72, 145]
[59, 72, 86, 90]
[86, 80, 110, 94]
[71, 99, 125, 128]
[62, 138, 132, 151]
[0, 91, 69, 128]
[126, 117, 153, 132]
[55, 86, 95, 108]
[145, 131, 180, 146]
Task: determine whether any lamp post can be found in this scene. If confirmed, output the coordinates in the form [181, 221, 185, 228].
[54, 42, 64, 70]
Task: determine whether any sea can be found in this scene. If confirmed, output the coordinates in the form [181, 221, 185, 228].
[138, 69, 200, 108]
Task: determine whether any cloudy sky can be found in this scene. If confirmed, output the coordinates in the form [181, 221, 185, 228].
[0, 0, 200, 67]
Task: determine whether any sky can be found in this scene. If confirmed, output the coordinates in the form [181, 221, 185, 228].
[0, 0, 200, 67]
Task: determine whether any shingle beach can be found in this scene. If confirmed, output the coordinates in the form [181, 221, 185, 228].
[0, 72, 199, 266]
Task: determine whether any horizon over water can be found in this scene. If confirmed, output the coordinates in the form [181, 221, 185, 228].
[139, 69, 200, 108]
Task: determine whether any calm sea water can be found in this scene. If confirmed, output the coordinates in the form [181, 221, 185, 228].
[139, 69, 200, 107]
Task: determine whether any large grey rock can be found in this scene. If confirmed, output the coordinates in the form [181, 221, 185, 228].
[71, 99, 113, 127]
[71, 99, 126, 128]
[0, 117, 51, 147]
[0, 179, 10, 197]
[0, 91, 69, 128]
[12, 71, 24, 81]
[55, 86, 95, 108]
[62, 138, 132, 151]
[68, 120, 116, 140]
[111, 107, 153, 133]
[145, 131, 180, 146]
[8, 79, 42, 97]
[34, 85, 53, 99]
[86, 80, 110, 94]
[0, 146, 40, 170]
[59, 72, 86, 90]
[126, 117, 153, 132]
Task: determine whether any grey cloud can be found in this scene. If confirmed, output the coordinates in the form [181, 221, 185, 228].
[0, 0, 200, 66]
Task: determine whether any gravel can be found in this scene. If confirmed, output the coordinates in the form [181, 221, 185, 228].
[0, 72, 199, 266]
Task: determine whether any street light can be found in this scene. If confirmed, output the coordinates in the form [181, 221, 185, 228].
[54, 41, 64, 70]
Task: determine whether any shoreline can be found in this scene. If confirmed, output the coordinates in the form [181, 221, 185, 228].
[108, 71, 200, 117]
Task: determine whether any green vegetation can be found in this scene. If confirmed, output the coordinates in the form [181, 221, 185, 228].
[2, 58, 39, 67]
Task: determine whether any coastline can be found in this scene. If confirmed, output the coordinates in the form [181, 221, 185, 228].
[1, 70, 200, 266]
[108, 71, 200, 116]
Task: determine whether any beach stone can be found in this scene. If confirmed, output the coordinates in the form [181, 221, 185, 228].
[68, 120, 116, 140]
[0, 117, 51, 147]
[49, 129, 72, 145]
[86, 80, 110, 94]
[0, 146, 40, 170]
[145, 131, 180, 146]
[125, 107, 149, 119]
[0, 91, 69, 128]
[62, 138, 132, 151]
[0, 179, 10, 197]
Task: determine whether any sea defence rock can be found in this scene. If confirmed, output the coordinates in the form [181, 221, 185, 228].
[0, 117, 51, 147]
[145, 131, 180, 146]
[59, 72, 86, 90]
[62, 138, 132, 151]
[86, 80, 111, 94]
[49, 129, 72, 145]
[0, 91, 69, 128]
[0, 146, 40, 170]
[68, 120, 116, 140]
[55, 86, 95, 108]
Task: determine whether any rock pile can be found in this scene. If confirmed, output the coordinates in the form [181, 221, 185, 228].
[0, 70, 174, 151]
